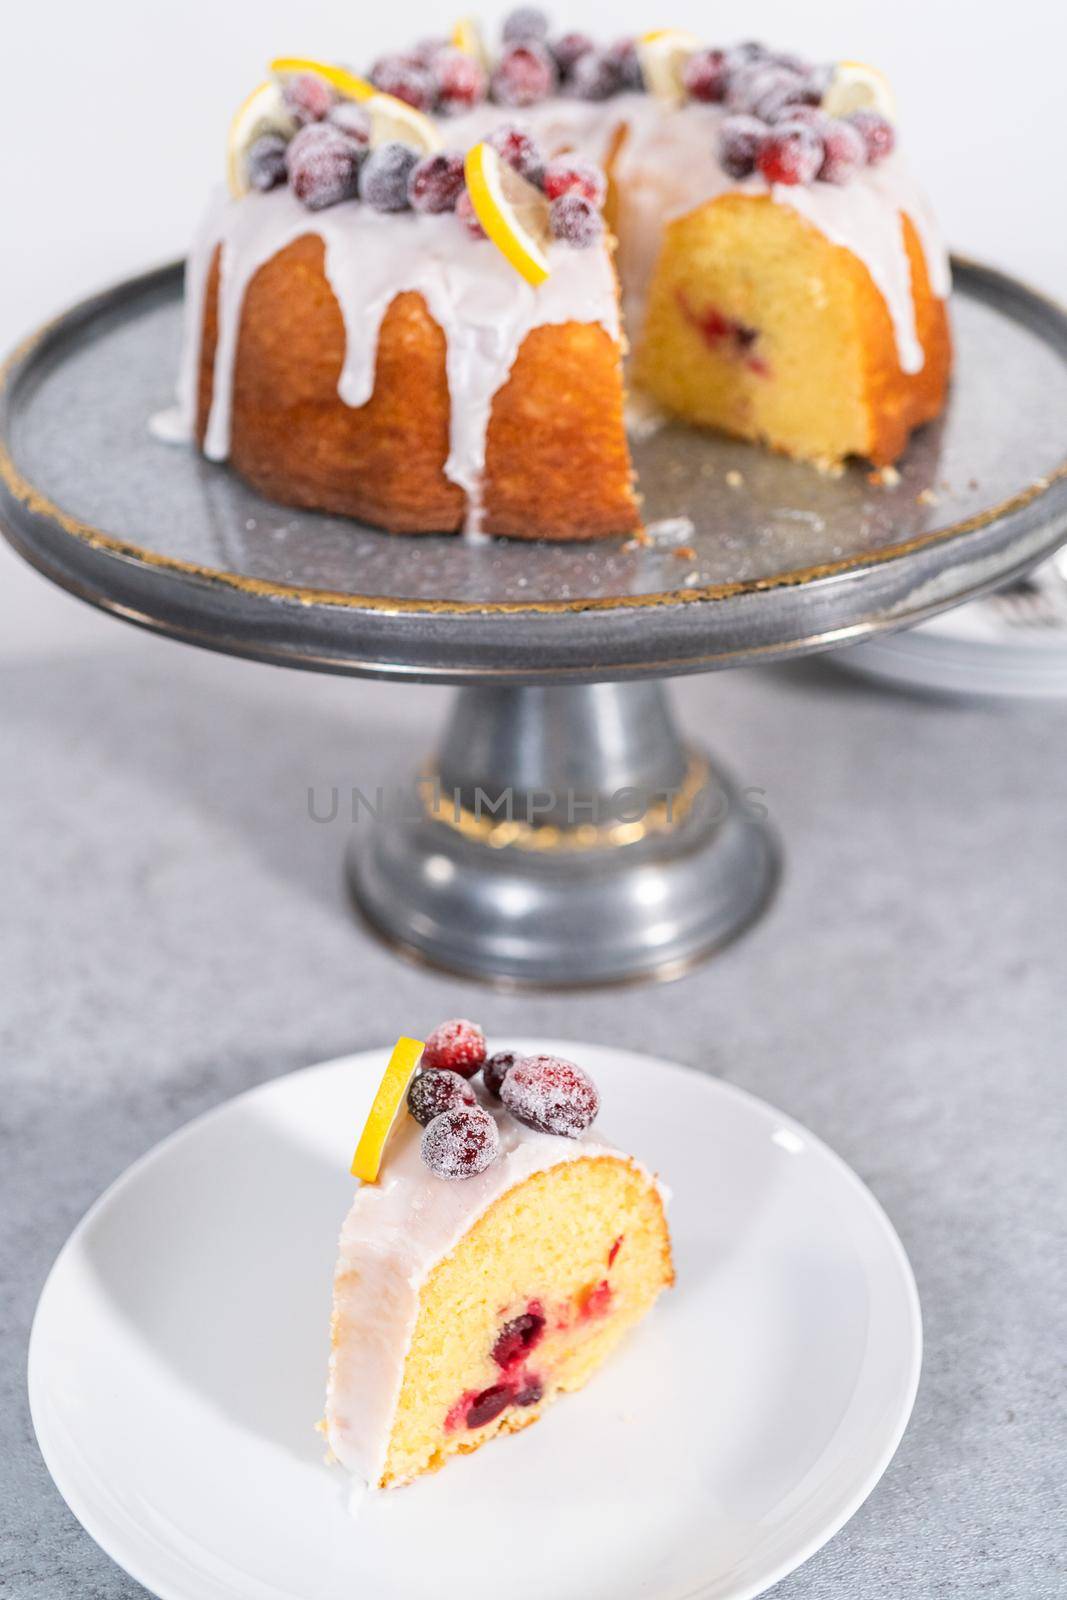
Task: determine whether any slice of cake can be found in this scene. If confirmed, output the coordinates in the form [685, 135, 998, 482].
[325, 1021, 673, 1488]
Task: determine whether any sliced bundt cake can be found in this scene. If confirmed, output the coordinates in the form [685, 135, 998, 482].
[325, 1024, 673, 1488]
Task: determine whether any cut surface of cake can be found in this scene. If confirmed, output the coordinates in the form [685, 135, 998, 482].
[325, 1023, 673, 1489]
[163, 18, 952, 540]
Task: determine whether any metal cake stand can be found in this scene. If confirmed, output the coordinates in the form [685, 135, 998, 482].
[3, 259, 1067, 985]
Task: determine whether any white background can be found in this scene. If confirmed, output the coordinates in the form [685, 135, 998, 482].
[1, 0, 1064, 646]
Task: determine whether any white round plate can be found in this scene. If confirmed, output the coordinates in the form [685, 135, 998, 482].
[832, 552, 1067, 699]
[29, 1043, 921, 1600]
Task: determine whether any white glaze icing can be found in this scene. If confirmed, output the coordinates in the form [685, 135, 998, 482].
[325, 1103, 657, 1487]
[168, 91, 950, 530]
[175, 187, 619, 536]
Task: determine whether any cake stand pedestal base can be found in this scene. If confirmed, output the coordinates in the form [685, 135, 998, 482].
[347, 682, 778, 987]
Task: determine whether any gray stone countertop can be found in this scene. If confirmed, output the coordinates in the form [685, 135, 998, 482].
[2, 549, 1064, 1598]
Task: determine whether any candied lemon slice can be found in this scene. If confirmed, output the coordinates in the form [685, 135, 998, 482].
[464, 142, 552, 287]
[822, 60, 896, 122]
[451, 16, 490, 71]
[637, 29, 699, 103]
[270, 56, 376, 101]
[226, 80, 297, 198]
[365, 92, 443, 152]
[350, 1036, 424, 1182]
[269, 56, 443, 152]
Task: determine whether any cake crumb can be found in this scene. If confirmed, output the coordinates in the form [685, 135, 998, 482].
[868, 465, 901, 488]
[725, 469, 744, 489]
[916, 488, 940, 506]
[682, 571, 700, 586]
[672, 545, 697, 561]
[645, 515, 694, 545]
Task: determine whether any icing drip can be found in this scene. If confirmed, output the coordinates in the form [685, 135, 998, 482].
[324, 1104, 659, 1488]
[170, 94, 950, 529]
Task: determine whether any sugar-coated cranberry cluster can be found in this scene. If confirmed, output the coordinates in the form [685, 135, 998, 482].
[364, 14, 896, 191]
[369, 8, 643, 116]
[246, 78, 606, 248]
[409, 1019, 600, 1179]
[707, 42, 895, 188]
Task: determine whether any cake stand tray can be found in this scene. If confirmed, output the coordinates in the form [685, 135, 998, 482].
[3, 258, 1066, 985]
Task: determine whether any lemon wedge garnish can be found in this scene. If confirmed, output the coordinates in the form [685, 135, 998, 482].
[451, 17, 490, 71]
[269, 56, 443, 153]
[464, 142, 552, 286]
[226, 80, 297, 198]
[822, 61, 896, 122]
[636, 29, 699, 104]
[269, 57, 376, 102]
[365, 92, 443, 153]
[350, 1036, 424, 1183]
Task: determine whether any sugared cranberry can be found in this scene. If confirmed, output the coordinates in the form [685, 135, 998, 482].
[771, 103, 829, 130]
[514, 1378, 543, 1406]
[683, 47, 728, 103]
[456, 188, 487, 239]
[552, 32, 595, 78]
[287, 124, 364, 210]
[499, 1054, 600, 1136]
[543, 156, 607, 206]
[359, 141, 419, 211]
[282, 72, 335, 125]
[487, 123, 545, 186]
[408, 150, 466, 213]
[482, 1050, 519, 1100]
[422, 1018, 487, 1077]
[491, 43, 557, 108]
[421, 1104, 499, 1179]
[407, 1067, 476, 1126]
[724, 63, 761, 112]
[410, 36, 449, 67]
[568, 49, 620, 102]
[246, 134, 288, 193]
[370, 54, 437, 112]
[492, 1305, 546, 1368]
[465, 1383, 513, 1428]
[718, 114, 768, 180]
[549, 193, 603, 247]
[608, 37, 645, 92]
[745, 66, 815, 122]
[434, 47, 488, 114]
[818, 118, 867, 185]
[328, 101, 371, 145]
[725, 41, 769, 75]
[757, 122, 823, 186]
[847, 110, 896, 165]
[502, 6, 549, 44]
[772, 50, 811, 76]
[804, 61, 834, 102]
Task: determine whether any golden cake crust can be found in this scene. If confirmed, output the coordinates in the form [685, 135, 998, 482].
[197, 236, 640, 540]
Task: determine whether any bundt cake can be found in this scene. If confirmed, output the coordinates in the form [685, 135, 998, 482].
[162, 15, 952, 540]
[325, 1023, 673, 1489]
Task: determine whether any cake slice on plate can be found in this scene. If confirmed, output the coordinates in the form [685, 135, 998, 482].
[325, 1022, 674, 1489]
